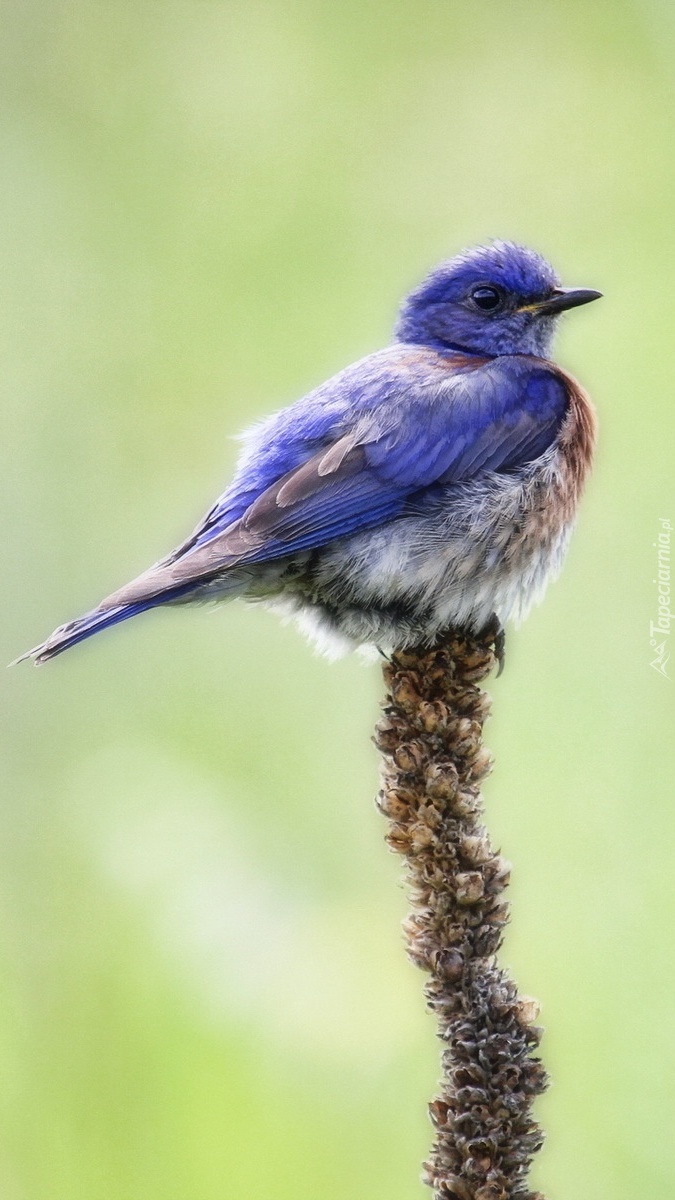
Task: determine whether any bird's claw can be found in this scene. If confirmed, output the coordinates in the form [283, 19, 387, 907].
[493, 624, 506, 677]
[481, 614, 506, 676]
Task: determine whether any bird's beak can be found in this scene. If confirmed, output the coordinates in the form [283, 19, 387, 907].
[521, 287, 603, 316]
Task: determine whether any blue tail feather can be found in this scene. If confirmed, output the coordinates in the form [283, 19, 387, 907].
[17, 583, 198, 665]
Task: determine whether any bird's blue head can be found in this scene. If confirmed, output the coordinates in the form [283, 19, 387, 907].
[396, 241, 601, 358]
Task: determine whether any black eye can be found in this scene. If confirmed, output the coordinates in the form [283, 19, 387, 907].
[470, 285, 503, 312]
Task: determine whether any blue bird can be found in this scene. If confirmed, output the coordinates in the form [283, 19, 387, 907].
[21, 241, 600, 666]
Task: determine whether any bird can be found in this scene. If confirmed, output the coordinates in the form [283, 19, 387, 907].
[20, 241, 600, 667]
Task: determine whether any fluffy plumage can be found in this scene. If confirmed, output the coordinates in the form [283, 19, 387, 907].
[21, 241, 600, 664]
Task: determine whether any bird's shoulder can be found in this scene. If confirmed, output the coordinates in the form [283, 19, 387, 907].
[226, 344, 466, 494]
[236, 347, 569, 458]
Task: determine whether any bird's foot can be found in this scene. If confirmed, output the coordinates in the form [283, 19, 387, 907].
[481, 614, 506, 677]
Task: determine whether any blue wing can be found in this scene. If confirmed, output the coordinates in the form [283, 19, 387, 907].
[24, 350, 568, 661]
[102, 352, 568, 599]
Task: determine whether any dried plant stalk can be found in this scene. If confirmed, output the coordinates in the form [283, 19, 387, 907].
[375, 628, 548, 1200]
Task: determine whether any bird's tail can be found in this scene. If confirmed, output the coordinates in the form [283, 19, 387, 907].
[15, 584, 197, 665]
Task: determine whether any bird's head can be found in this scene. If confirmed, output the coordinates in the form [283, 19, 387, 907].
[396, 241, 601, 358]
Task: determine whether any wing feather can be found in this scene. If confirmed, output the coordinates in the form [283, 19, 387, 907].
[100, 357, 569, 610]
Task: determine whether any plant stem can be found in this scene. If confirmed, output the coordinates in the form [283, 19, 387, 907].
[374, 628, 548, 1200]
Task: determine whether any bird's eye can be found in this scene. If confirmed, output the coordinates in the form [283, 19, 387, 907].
[470, 285, 503, 312]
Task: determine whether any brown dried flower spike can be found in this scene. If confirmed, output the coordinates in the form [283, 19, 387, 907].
[375, 627, 548, 1200]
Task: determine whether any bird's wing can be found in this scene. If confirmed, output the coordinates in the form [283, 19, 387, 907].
[100, 356, 568, 609]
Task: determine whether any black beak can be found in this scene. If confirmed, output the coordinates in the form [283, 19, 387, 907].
[532, 287, 603, 316]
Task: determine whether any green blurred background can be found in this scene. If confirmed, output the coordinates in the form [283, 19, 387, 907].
[1, 1, 674, 1197]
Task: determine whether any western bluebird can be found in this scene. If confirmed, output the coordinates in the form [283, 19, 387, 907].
[21, 241, 600, 666]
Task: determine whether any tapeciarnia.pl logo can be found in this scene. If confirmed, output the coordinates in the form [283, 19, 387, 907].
[649, 517, 672, 679]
